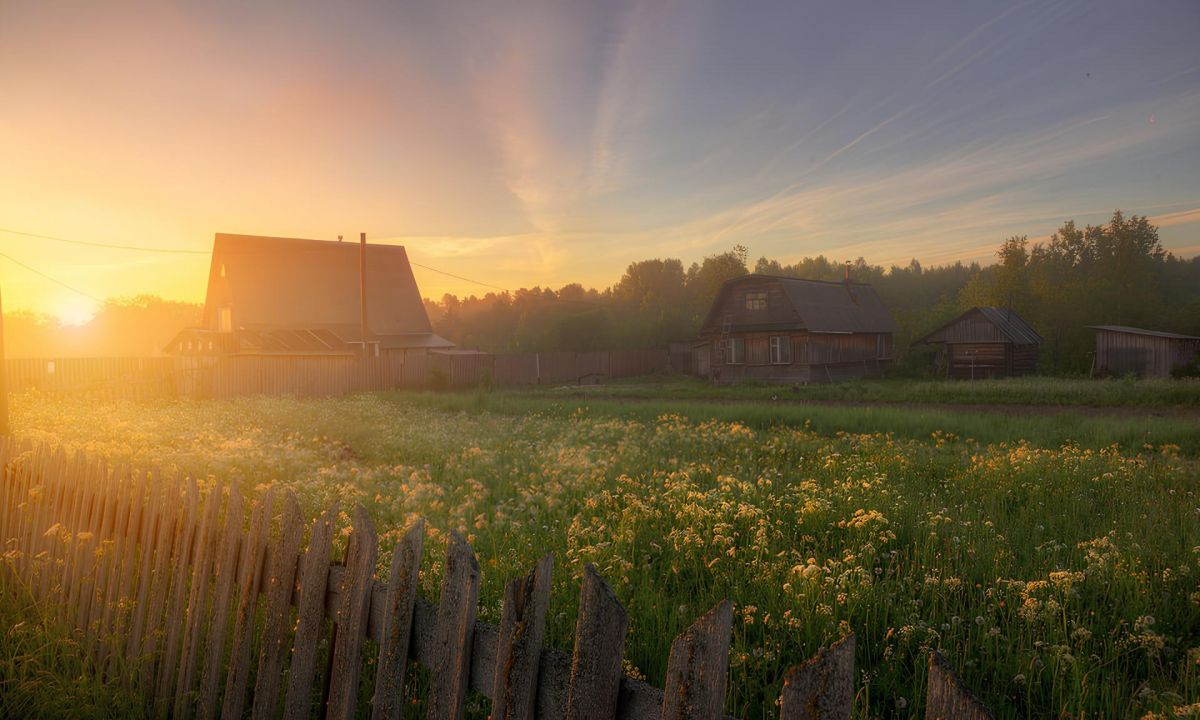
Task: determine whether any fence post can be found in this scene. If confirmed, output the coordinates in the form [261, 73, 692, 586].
[492, 554, 553, 720]
[197, 484, 246, 720]
[174, 480, 224, 720]
[660, 600, 733, 720]
[426, 530, 480, 720]
[326, 504, 379, 720]
[925, 652, 993, 720]
[565, 564, 628, 720]
[371, 519, 426, 720]
[779, 634, 855, 720]
[250, 491, 305, 720]
[281, 506, 338, 720]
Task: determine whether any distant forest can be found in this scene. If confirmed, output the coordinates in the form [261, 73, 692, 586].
[5, 211, 1199, 375]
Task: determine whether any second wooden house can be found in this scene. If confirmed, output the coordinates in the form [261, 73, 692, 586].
[695, 274, 897, 383]
[915, 307, 1042, 379]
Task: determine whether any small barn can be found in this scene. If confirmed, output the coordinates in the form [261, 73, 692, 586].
[695, 274, 897, 384]
[1088, 325, 1200, 378]
[168, 233, 453, 359]
[916, 307, 1042, 379]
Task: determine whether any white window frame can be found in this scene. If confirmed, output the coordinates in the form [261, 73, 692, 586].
[770, 336, 792, 364]
[725, 337, 745, 364]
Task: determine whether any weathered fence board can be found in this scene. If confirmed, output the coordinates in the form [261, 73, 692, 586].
[326, 505, 379, 720]
[925, 652, 993, 720]
[779, 634, 855, 720]
[566, 564, 628, 720]
[371, 519, 425, 720]
[426, 530, 481, 720]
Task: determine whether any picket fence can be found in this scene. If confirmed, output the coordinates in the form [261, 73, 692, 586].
[0, 439, 993, 720]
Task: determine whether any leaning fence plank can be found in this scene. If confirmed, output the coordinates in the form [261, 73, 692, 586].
[108, 468, 149, 680]
[35, 448, 68, 600]
[55, 452, 88, 618]
[197, 484, 246, 720]
[85, 460, 120, 655]
[249, 491, 305, 720]
[326, 505, 379, 720]
[779, 634, 855, 720]
[370, 519, 425, 720]
[140, 475, 185, 691]
[155, 477, 202, 716]
[925, 652, 993, 720]
[493, 554, 553, 720]
[96, 466, 134, 669]
[281, 506, 337, 720]
[565, 564, 629, 720]
[220, 487, 276, 720]
[126, 473, 166, 664]
[425, 530, 481, 720]
[660, 600, 733, 720]
[68, 457, 102, 630]
[175, 480, 225, 720]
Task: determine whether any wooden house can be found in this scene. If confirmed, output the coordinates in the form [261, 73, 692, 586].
[695, 274, 897, 383]
[915, 307, 1042, 379]
[167, 233, 453, 360]
[1089, 325, 1200, 377]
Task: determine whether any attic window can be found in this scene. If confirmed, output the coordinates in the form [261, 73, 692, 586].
[745, 291, 767, 310]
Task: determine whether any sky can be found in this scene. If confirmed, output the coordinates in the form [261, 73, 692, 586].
[1, 0, 1198, 323]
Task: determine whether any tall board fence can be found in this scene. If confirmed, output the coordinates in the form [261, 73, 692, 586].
[6, 349, 683, 401]
[0, 439, 993, 719]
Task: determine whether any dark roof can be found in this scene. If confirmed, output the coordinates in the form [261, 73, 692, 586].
[1087, 325, 1200, 341]
[702, 274, 897, 334]
[917, 307, 1043, 345]
[204, 234, 434, 336]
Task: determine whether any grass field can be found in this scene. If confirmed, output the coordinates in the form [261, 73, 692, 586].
[7, 389, 1200, 719]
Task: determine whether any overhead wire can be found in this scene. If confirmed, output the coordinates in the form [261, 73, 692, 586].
[0, 250, 104, 303]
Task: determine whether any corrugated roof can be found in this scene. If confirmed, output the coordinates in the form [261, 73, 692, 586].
[916, 307, 1043, 345]
[776, 276, 897, 333]
[204, 234, 434, 336]
[975, 307, 1044, 345]
[1087, 325, 1200, 340]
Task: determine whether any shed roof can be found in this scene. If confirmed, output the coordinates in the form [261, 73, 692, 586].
[204, 234, 434, 336]
[1087, 325, 1200, 341]
[702, 274, 897, 334]
[917, 307, 1043, 346]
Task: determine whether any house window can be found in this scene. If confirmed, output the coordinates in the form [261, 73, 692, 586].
[770, 336, 792, 364]
[725, 337, 745, 364]
[745, 291, 767, 310]
[219, 307, 233, 332]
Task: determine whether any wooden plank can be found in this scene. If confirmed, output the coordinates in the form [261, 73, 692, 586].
[154, 477, 202, 716]
[18, 444, 47, 582]
[139, 475, 184, 691]
[326, 505, 379, 720]
[85, 459, 120, 653]
[370, 519, 425, 720]
[925, 652, 993, 720]
[96, 465, 134, 669]
[249, 491, 305, 720]
[220, 487, 276, 720]
[281, 505, 337, 720]
[34, 448, 68, 600]
[54, 451, 88, 619]
[197, 484, 246, 720]
[107, 468, 149, 680]
[67, 455, 101, 630]
[660, 600, 732, 720]
[425, 530, 480, 720]
[493, 554, 553, 720]
[565, 564, 628, 720]
[126, 473, 166, 663]
[174, 480, 225, 720]
[779, 634, 855, 720]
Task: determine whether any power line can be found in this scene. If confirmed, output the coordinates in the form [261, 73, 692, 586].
[409, 261, 508, 292]
[0, 227, 209, 254]
[0, 251, 104, 303]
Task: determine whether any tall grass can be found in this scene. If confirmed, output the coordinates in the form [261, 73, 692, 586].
[8, 392, 1200, 718]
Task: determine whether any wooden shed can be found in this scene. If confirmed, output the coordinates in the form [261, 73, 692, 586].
[916, 307, 1042, 379]
[695, 274, 897, 384]
[1088, 325, 1200, 378]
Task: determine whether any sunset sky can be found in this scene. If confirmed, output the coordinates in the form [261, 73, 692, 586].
[1, 0, 1198, 323]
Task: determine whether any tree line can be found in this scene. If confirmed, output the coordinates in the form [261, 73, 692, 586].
[427, 211, 1200, 374]
[4, 211, 1197, 374]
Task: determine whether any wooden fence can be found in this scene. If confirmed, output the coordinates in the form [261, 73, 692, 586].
[6, 349, 682, 400]
[0, 439, 992, 720]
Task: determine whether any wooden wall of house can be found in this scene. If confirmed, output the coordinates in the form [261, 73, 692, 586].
[707, 331, 890, 384]
[943, 342, 1038, 379]
[1094, 332, 1200, 378]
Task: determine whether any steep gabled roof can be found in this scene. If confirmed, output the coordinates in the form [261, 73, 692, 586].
[917, 307, 1043, 345]
[701, 274, 896, 334]
[203, 234, 434, 335]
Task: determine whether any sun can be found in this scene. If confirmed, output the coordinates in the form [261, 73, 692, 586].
[55, 299, 97, 327]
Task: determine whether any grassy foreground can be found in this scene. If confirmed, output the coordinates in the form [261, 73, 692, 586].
[7, 391, 1200, 719]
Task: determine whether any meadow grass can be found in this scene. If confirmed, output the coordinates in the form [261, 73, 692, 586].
[550, 375, 1200, 408]
[6, 391, 1200, 719]
[0, 574, 143, 719]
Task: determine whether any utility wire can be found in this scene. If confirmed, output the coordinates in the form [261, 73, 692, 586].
[0, 227, 209, 254]
[0, 250, 104, 303]
[409, 261, 508, 292]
